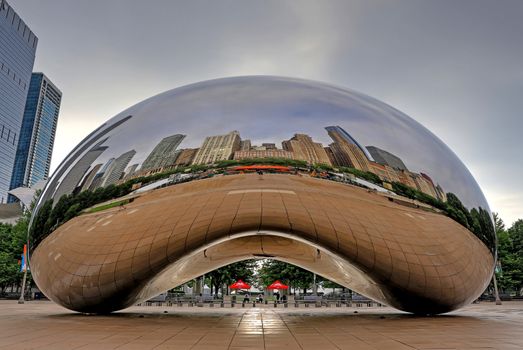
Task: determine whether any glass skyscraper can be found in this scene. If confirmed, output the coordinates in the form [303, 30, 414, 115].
[10, 73, 61, 194]
[0, 0, 38, 203]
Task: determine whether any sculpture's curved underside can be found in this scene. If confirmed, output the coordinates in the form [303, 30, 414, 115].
[29, 76, 495, 314]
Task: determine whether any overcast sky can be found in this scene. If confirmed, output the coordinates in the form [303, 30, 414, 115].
[11, 0, 522, 225]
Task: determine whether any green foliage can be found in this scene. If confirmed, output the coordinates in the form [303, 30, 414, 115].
[339, 167, 382, 185]
[85, 199, 129, 214]
[258, 260, 314, 293]
[216, 157, 308, 169]
[313, 163, 334, 171]
[29, 167, 190, 247]
[0, 204, 33, 293]
[495, 216, 523, 295]
[205, 260, 256, 295]
[391, 182, 446, 211]
[387, 182, 495, 249]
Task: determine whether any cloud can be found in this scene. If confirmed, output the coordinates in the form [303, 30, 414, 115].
[11, 0, 523, 224]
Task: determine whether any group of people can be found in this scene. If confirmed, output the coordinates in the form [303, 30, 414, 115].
[241, 292, 288, 303]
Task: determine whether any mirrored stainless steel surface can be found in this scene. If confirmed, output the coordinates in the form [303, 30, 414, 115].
[28, 76, 496, 314]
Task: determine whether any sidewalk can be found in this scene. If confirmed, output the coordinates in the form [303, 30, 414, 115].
[0, 300, 522, 349]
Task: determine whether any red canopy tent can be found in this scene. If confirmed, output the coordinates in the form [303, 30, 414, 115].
[267, 280, 289, 290]
[233, 165, 291, 173]
[229, 279, 251, 290]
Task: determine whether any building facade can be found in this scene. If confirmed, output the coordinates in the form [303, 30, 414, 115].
[326, 126, 371, 171]
[141, 134, 185, 171]
[282, 134, 331, 165]
[192, 130, 241, 165]
[52, 143, 108, 200]
[174, 148, 198, 166]
[10, 73, 61, 194]
[239, 139, 251, 151]
[233, 149, 295, 160]
[366, 146, 407, 170]
[0, 0, 38, 203]
[101, 149, 136, 187]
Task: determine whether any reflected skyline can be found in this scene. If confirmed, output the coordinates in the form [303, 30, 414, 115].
[52, 125, 450, 203]
[43, 76, 489, 211]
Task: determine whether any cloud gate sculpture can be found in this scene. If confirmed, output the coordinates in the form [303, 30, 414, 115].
[28, 76, 495, 314]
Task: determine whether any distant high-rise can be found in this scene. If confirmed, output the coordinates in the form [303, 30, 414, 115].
[326, 126, 370, 171]
[80, 163, 102, 191]
[234, 149, 295, 160]
[39, 116, 132, 203]
[123, 163, 139, 180]
[101, 150, 136, 187]
[282, 134, 331, 165]
[10, 73, 61, 195]
[87, 157, 114, 190]
[325, 126, 373, 159]
[0, 0, 38, 203]
[435, 184, 447, 202]
[239, 140, 251, 151]
[52, 143, 108, 201]
[366, 146, 407, 171]
[262, 143, 276, 150]
[141, 134, 185, 171]
[192, 131, 241, 165]
[411, 172, 438, 198]
[369, 162, 400, 183]
[174, 148, 198, 166]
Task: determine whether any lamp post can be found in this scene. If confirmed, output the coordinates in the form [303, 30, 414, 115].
[493, 261, 502, 305]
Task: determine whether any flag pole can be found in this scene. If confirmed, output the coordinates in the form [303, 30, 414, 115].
[18, 244, 28, 304]
[18, 268, 28, 304]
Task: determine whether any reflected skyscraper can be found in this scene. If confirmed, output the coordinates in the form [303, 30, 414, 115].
[0, 1, 38, 203]
[282, 134, 330, 165]
[101, 150, 136, 187]
[369, 162, 400, 183]
[326, 126, 370, 171]
[88, 157, 114, 190]
[123, 163, 139, 179]
[193, 130, 241, 165]
[366, 146, 407, 171]
[80, 163, 102, 191]
[239, 140, 251, 151]
[10, 73, 61, 196]
[53, 143, 108, 200]
[174, 148, 198, 166]
[234, 149, 294, 160]
[141, 134, 185, 171]
[39, 116, 133, 203]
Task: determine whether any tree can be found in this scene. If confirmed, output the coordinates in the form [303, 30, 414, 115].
[258, 260, 314, 294]
[493, 212, 505, 232]
[0, 203, 33, 294]
[495, 215, 523, 295]
[204, 260, 256, 295]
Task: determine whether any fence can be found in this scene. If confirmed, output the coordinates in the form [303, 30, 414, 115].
[136, 299, 387, 309]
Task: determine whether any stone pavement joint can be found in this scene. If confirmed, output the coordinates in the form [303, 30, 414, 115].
[0, 301, 522, 349]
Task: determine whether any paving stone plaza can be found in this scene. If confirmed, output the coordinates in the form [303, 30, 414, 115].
[0, 300, 522, 349]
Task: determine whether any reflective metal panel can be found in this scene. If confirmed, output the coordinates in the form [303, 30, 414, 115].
[28, 76, 495, 314]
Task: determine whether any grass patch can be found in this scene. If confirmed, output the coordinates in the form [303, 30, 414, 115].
[84, 199, 130, 214]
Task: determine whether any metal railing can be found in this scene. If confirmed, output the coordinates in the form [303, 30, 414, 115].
[136, 299, 387, 308]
